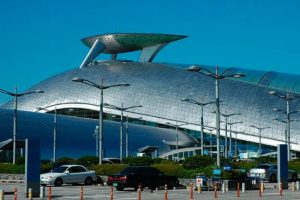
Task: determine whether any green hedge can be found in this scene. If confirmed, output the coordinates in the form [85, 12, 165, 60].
[0, 164, 24, 174]
[288, 159, 300, 174]
[92, 164, 128, 176]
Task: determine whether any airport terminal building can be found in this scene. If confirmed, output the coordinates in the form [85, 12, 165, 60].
[1, 33, 300, 161]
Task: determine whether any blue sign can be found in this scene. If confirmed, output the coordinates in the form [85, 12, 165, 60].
[25, 139, 40, 197]
[213, 169, 221, 175]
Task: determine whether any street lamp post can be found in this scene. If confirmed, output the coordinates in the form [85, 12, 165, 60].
[269, 91, 300, 161]
[104, 103, 142, 161]
[250, 125, 270, 156]
[227, 121, 243, 158]
[166, 122, 188, 150]
[188, 65, 245, 166]
[0, 87, 44, 164]
[181, 98, 214, 155]
[72, 77, 130, 164]
[36, 107, 58, 162]
[218, 111, 241, 158]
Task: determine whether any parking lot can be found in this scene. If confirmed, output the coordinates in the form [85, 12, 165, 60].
[1, 182, 300, 199]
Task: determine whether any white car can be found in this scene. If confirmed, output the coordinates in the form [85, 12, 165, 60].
[248, 164, 297, 182]
[40, 165, 98, 186]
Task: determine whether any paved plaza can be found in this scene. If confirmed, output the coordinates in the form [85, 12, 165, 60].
[1, 182, 300, 199]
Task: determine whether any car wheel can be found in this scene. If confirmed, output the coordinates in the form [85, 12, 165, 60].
[270, 174, 277, 183]
[84, 177, 93, 185]
[116, 185, 124, 191]
[54, 178, 63, 187]
[167, 180, 175, 189]
[292, 174, 298, 182]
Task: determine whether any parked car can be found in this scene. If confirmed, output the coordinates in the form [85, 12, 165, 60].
[107, 166, 179, 191]
[248, 164, 297, 182]
[40, 164, 98, 186]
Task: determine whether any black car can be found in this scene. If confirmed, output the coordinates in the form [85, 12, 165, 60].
[107, 166, 179, 191]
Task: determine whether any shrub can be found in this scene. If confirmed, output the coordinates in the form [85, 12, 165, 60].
[183, 155, 214, 169]
[41, 162, 54, 173]
[289, 159, 300, 174]
[76, 156, 98, 167]
[232, 161, 256, 172]
[54, 157, 76, 167]
[123, 156, 153, 166]
[254, 156, 276, 164]
[0, 163, 24, 174]
[15, 157, 25, 165]
[92, 164, 128, 176]
[151, 163, 183, 177]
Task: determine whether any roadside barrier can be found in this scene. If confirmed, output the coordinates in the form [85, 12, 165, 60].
[242, 183, 245, 193]
[237, 182, 240, 197]
[221, 183, 225, 193]
[164, 184, 168, 200]
[28, 188, 32, 200]
[189, 183, 193, 199]
[197, 183, 201, 194]
[0, 189, 4, 200]
[48, 186, 52, 200]
[297, 181, 300, 191]
[80, 186, 83, 200]
[14, 188, 17, 200]
[40, 186, 45, 198]
[291, 182, 295, 191]
[279, 182, 283, 196]
[110, 186, 113, 200]
[137, 185, 141, 200]
[214, 184, 218, 199]
[259, 183, 262, 197]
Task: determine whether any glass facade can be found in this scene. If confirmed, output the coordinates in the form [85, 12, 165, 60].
[1, 60, 300, 154]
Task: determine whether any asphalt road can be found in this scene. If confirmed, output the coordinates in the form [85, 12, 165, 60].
[1, 182, 300, 199]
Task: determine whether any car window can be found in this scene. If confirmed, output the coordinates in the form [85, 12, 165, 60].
[68, 166, 86, 173]
[52, 166, 68, 173]
[120, 167, 139, 175]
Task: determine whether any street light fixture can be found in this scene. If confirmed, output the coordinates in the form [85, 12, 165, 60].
[269, 90, 300, 161]
[0, 87, 44, 164]
[250, 125, 270, 156]
[181, 97, 214, 155]
[36, 107, 58, 162]
[104, 103, 142, 161]
[227, 121, 243, 158]
[72, 77, 130, 164]
[215, 111, 241, 159]
[166, 122, 188, 151]
[188, 65, 245, 166]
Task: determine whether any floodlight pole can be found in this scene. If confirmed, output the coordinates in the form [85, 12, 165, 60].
[269, 91, 300, 161]
[250, 125, 270, 157]
[0, 87, 44, 164]
[72, 77, 130, 164]
[187, 65, 245, 167]
[181, 97, 214, 155]
[104, 103, 142, 161]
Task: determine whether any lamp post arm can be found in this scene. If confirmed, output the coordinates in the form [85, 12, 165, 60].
[219, 67, 234, 77]
[0, 88, 15, 96]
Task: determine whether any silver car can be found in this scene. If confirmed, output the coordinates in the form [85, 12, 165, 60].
[248, 164, 297, 182]
[40, 165, 98, 186]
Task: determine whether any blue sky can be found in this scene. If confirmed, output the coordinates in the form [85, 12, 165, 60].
[0, 0, 300, 104]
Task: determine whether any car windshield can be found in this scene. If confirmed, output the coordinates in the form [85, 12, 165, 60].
[255, 165, 271, 169]
[52, 166, 68, 173]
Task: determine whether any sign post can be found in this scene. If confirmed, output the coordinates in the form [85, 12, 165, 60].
[25, 139, 40, 197]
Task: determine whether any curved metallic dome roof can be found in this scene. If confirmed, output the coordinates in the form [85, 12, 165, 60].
[2, 60, 300, 151]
